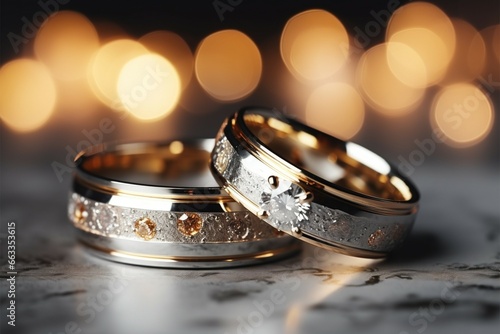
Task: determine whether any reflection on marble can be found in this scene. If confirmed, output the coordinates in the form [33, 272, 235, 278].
[0, 164, 499, 334]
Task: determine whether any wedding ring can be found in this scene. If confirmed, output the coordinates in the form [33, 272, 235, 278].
[68, 139, 300, 268]
[210, 108, 420, 258]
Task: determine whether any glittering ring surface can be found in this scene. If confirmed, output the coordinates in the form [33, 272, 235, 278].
[69, 138, 299, 268]
[210, 108, 420, 258]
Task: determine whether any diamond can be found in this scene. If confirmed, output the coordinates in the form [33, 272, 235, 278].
[134, 217, 157, 240]
[259, 178, 310, 229]
[177, 213, 203, 236]
[213, 137, 231, 173]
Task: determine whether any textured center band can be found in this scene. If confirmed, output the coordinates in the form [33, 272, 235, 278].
[69, 139, 299, 268]
[212, 135, 409, 256]
[69, 192, 286, 246]
[210, 109, 420, 258]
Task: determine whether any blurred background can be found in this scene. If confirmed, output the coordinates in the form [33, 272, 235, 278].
[0, 0, 499, 186]
[0, 2, 499, 333]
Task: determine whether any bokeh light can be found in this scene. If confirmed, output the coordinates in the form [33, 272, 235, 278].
[281, 9, 349, 82]
[386, 2, 456, 86]
[0, 59, 57, 132]
[388, 27, 450, 86]
[88, 39, 149, 109]
[305, 82, 364, 139]
[178, 78, 221, 115]
[440, 19, 486, 85]
[357, 44, 425, 117]
[431, 83, 494, 147]
[117, 54, 181, 121]
[195, 29, 262, 101]
[34, 11, 99, 81]
[139, 30, 194, 90]
[386, 41, 428, 88]
[55, 79, 100, 122]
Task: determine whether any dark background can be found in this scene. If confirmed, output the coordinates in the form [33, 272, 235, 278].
[0, 2, 499, 333]
[0, 0, 499, 200]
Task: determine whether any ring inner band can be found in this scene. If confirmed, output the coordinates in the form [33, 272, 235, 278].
[80, 141, 219, 188]
[243, 113, 413, 202]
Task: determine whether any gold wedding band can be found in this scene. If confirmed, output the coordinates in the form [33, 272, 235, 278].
[69, 138, 300, 268]
[210, 107, 420, 258]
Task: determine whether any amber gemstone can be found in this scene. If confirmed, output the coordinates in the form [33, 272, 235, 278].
[134, 217, 157, 241]
[177, 213, 203, 236]
[74, 203, 88, 224]
[368, 229, 385, 247]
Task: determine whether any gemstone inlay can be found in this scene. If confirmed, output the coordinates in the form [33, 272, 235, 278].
[259, 178, 310, 229]
[74, 203, 88, 224]
[177, 213, 203, 236]
[134, 217, 157, 240]
[229, 218, 250, 239]
[368, 229, 385, 247]
[213, 137, 231, 173]
[69, 193, 290, 244]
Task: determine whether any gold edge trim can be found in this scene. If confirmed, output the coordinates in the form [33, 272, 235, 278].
[226, 113, 418, 215]
[209, 163, 261, 215]
[74, 174, 233, 203]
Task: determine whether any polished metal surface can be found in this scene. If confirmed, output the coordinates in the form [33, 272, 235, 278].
[70, 138, 300, 268]
[210, 108, 420, 257]
[77, 230, 300, 268]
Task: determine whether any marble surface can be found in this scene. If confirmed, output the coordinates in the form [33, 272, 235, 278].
[1, 162, 499, 334]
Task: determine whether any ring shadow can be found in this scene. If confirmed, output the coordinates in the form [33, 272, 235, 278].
[383, 230, 448, 265]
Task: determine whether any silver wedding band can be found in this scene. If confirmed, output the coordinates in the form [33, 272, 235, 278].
[69, 139, 300, 268]
[69, 108, 420, 265]
[210, 107, 420, 258]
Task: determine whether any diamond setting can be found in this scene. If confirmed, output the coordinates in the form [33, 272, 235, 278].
[368, 229, 385, 247]
[177, 213, 203, 236]
[208, 134, 414, 252]
[213, 136, 232, 173]
[68, 193, 290, 243]
[73, 203, 88, 224]
[259, 177, 310, 229]
[134, 217, 157, 240]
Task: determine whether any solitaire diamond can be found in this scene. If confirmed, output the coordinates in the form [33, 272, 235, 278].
[259, 178, 310, 229]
